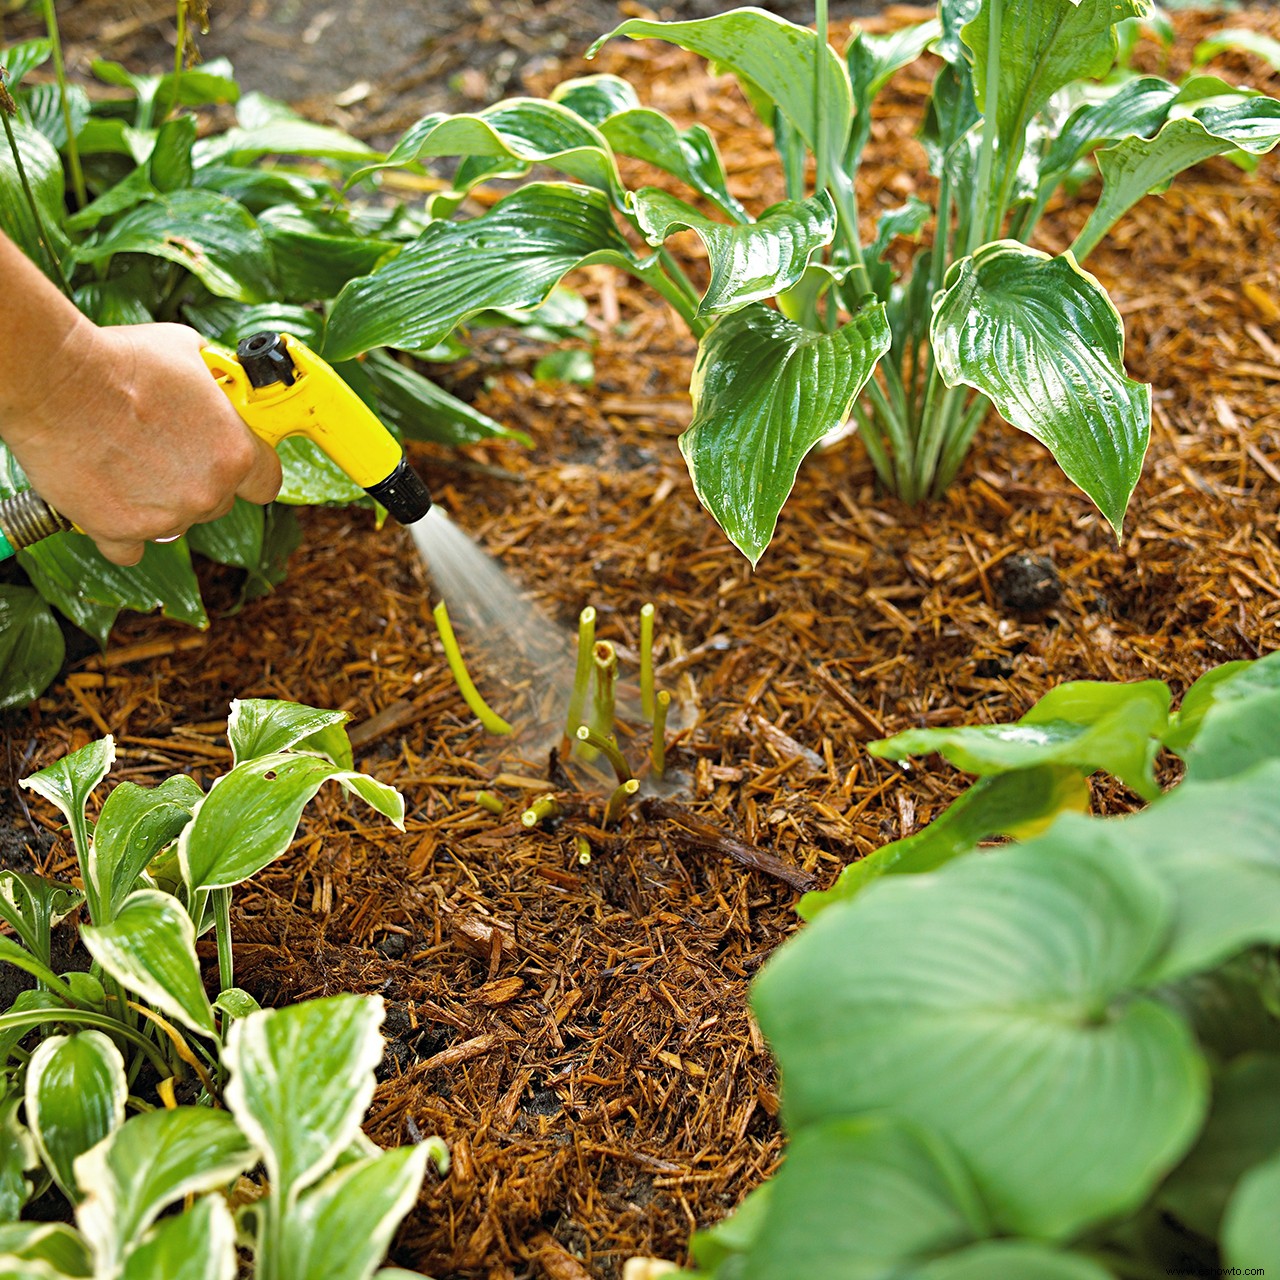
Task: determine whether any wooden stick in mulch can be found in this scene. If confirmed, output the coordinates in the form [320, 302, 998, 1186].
[640, 798, 817, 892]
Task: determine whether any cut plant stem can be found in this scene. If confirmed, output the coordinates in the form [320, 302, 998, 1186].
[576, 725, 632, 784]
[604, 778, 641, 829]
[587, 640, 618, 751]
[39, 0, 86, 209]
[432, 599, 514, 735]
[0, 100, 73, 297]
[651, 690, 671, 781]
[474, 790, 504, 816]
[521, 793, 561, 828]
[575, 835, 592, 865]
[639, 602, 656, 720]
[564, 606, 596, 754]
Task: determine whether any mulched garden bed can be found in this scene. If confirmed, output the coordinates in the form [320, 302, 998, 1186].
[4, 5, 1280, 1278]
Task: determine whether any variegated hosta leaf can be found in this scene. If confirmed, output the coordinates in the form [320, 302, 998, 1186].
[119, 1194, 237, 1280]
[0, 1223, 90, 1276]
[179, 753, 404, 893]
[80, 890, 217, 1037]
[323, 183, 642, 362]
[25, 1033, 126, 1203]
[227, 698, 353, 769]
[273, 1147, 429, 1280]
[224, 996, 385, 1207]
[19, 738, 115, 841]
[88, 775, 202, 924]
[0, 872, 83, 967]
[630, 190, 835, 315]
[1072, 97, 1280, 258]
[680, 301, 890, 565]
[74, 1106, 254, 1271]
[931, 240, 1150, 537]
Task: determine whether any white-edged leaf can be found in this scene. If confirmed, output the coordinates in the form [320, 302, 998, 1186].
[931, 240, 1150, 537]
[0, 1224, 90, 1276]
[19, 738, 115, 835]
[227, 698, 353, 768]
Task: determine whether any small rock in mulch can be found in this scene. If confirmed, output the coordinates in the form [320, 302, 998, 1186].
[995, 554, 1063, 615]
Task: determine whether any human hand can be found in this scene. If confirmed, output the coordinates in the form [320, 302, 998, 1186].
[4, 321, 282, 566]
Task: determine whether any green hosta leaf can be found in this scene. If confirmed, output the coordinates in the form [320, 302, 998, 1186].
[846, 20, 942, 162]
[551, 73, 639, 123]
[1194, 28, 1280, 73]
[227, 698, 353, 768]
[20, 82, 89, 151]
[352, 100, 620, 198]
[798, 766, 1090, 919]
[0, 992, 64, 1068]
[534, 349, 594, 386]
[735, 1116, 986, 1279]
[871, 679, 1170, 800]
[1158, 1054, 1280, 1239]
[0, 1098, 34, 1224]
[148, 113, 196, 192]
[0, 585, 63, 712]
[257, 207, 389, 304]
[26, 1032, 126, 1202]
[73, 191, 274, 303]
[74, 275, 155, 326]
[213, 988, 261, 1020]
[931, 240, 1151, 538]
[276, 438, 366, 507]
[88, 775, 202, 923]
[362, 350, 528, 447]
[192, 163, 332, 214]
[679, 300, 890, 566]
[591, 11, 852, 170]
[1171, 651, 1280, 782]
[225, 995, 385, 1205]
[19, 534, 207, 647]
[74, 1106, 254, 1270]
[866, 196, 933, 298]
[1157, 956, 1280, 1067]
[0, 119, 67, 275]
[2, 41, 52, 89]
[81, 890, 216, 1037]
[0, 872, 82, 968]
[630, 190, 835, 315]
[962, 0, 1144, 173]
[194, 91, 373, 164]
[1099, 764, 1280, 980]
[1072, 99, 1280, 259]
[120, 1195, 236, 1280]
[754, 836, 1206, 1239]
[1223, 1151, 1280, 1275]
[20, 736, 115, 837]
[180, 752, 403, 893]
[323, 183, 640, 362]
[275, 1146, 429, 1280]
[0, 1224, 90, 1276]
[912, 1243, 1115, 1280]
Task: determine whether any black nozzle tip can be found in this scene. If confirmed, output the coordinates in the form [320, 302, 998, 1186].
[237, 331, 296, 389]
[365, 458, 433, 526]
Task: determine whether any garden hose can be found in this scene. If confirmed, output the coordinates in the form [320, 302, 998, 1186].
[0, 330, 432, 560]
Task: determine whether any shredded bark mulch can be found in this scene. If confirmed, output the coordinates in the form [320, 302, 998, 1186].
[4, 6, 1280, 1279]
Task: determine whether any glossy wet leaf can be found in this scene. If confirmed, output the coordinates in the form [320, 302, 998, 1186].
[846, 20, 942, 161]
[194, 91, 372, 164]
[0, 120, 67, 273]
[19, 534, 206, 647]
[631, 190, 835, 315]
[735, 1116, 985, 1279]
[798, 766, 1089, 918]
[1223, 1151, 1280, 1274]
[120, 1195, 236, 1280]
[213, 988, 261, 1020]
[26, 1032, 126, 1202]
[754, 837, 1206, 1238]
[680, 301, 890, 565]
[1170, 651, 1280, 782]
[180, 751, 403, 894]
[0, 1224, 90, 1276]
[591, 11, 852, 169]
[185, 499, 299, 601]
[73, 191, 274, 303]
[81, 890, 216, 1037]
[0, 1098, 34, 1224]
[0, 871, 83, 967]
[225, 995, 385, 1204]
[77, 1105, 254, 1274]
[258, 208, 389, 303]
[20, 736, 115, 835]
[931, 241, 1151, 537]
[871, 679, 1169, 800]
[912, 1244, 1115, 1280]
[227, 698, 353, 768]
[75, 1106, 253, 1270]
[275, 437, 366, 507]
[324, 183, 641, 362]
[866, 196, 933, 298]
[88, 775, 202, 923]
[1072, 100, 1280, 259]
[275, 1146, 429, 1280]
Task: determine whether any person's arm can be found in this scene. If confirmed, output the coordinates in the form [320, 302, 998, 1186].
[0, 229, 281, 566]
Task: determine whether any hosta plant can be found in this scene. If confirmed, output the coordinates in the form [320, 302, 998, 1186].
[0, 992, 447, 1279]
[658, 651, 1280, 1278]
[321, 1, 1280, 566]
[0, 699, 403, 1168]
[0, 15, 539, 711]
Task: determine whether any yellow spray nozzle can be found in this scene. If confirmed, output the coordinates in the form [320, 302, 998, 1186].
[201, 332, 432, 525]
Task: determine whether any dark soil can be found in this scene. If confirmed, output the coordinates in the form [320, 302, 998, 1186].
[4, 3, 1280, 1279]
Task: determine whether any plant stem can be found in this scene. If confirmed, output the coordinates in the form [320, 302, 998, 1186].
[575, 726, 631, 784]
[863, 375, 916, 496]
[474, 790, 504, 816]
[39, 0, 86, 210]
[828, 168, 873, 297]
[565, 606, 597, 756]
[650, 690, 670, 781]
[0, 1007, 171, 1076]
[432, 599, 514, 735]
[589, 640, 617, 743]
[933, 391, 991, 494]
[173, 0, 187, 102]
[969, 0, 1002, 253]
[520, 794, 561, 829]
[639, 602, 656, 721]
[635, 261, 707, 338]
[603, 779, 640, 828]
[851, 399, 895, 490]
[814, 0, 830, 195]
[212, 887, 233, 993]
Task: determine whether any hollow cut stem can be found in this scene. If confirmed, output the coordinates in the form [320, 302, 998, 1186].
[639, 602, 656, 720]
[564, 606, 596, 753]
[604, 779, 641, 829]
[521, 794, 561, 829]
[589, 640, 617, 742]
[575, 726, 631, 784]
[651, 690, 671, 781]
